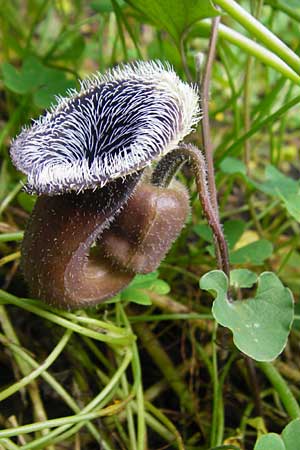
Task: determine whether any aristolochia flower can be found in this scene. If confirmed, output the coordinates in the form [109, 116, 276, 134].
[10, 60, 200, 195]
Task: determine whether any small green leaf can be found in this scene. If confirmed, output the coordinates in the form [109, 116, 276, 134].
[91, 0, 125, 12]
[17, 192, 36, 213]
[130, 271, 159, 288]
[256, 165, 300, 221]
[200, 270, 294, 361]
[224, 220, 246, 250]
[282, 419, 300, 450]
[117, 272, 170, 305]
[194, 221, 271, 266]
[121, 288, 152, 305]
[254, 419, 300, 450]
[254, 434, 285, 450]
[193, 223, 213, 242]
[125, 0, 218, 44]
[33, 71, 76, 109]
[194, 219, 246, 249]
[151, 279, 170, 295]
[230, 239, 273, 265]
[2, 56, 44, 94]
[2, 56, 76, 108]
[220, 156, 247, 175]
[281, 193, 300, 221]
[258, 165, 298, 198]
[230, 269, 257, 288]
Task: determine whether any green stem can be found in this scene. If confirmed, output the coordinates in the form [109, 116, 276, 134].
[0, 397, 132, 439]
[0, 330, 72, 402]
[119, 306, 146, 450]
[0, 232, 24, 242]
[257, 362, 300, 419]
[0, 289, 134, 345]
[265, 0, 300, 23]
[214, 0, 300, 74]
[145, 402, 185, 450]
[133, 322, 196, 416]
[0, 438, 20, 450]
[0, 182, 23, 216]
[210, 323, 220, 447]
[218, 95, 300, 160]
[0, 305, 53, 448]
[0, 333, 101, 442]
[19, 349, 132, 449]
[195, 21, 300, 84]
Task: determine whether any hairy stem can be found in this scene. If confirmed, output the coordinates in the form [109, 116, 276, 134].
[152, 145, 230, 278]
[200, 15, 221, 217]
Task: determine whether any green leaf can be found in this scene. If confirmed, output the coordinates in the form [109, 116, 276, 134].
[125, 0, 218, 44]
[193, 223, 213, 242]
[2, 56, 76, 108]
[224, 220, 246, 250]
[194, 220, 271, 266]
[17, 192, 36, 213]
[230, 239, 273, 265]
[91, 0, 125, 12]
[130, 271, 159, 288]
[255, 165, 300, 221]
[200, 270, 294, 361]
[254, 419, 300, 450]
[254, 434, 285, 450]
[33, 69, 76, 109]
[282, 419, 300, 450]
[220, 156, 247, 175]
[117, 272, 170, 305]
[2, 56, 44, 94]
[194, 219, 246, 249]
[230, 269, 258, 288]
[280, 193, 300, 221]
[151, 279, 170, 295]
[121, 288, 152, 305]
[258, 165, 299, 198]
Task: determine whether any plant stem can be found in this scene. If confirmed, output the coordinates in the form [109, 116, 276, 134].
[0, 305, 54, 449]
[200, 15, 221, 217]
[152, 145, 230, 277]
[179, 35, 193, 83]
[266, 0, 300, 22]
[195, 21, 300, 84]
[0, 330, 72, 401]
[217, 94, 300, 160]
[257, 361, 300, 419]
[243, 0, 264, 173]
[214, 0, 300, 74]
[133, 321, 197, 417]
[210, 323, 220, 447]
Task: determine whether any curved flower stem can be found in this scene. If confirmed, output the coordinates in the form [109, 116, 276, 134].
[200, 15, 221, 217]
[152, 144, 230, 278]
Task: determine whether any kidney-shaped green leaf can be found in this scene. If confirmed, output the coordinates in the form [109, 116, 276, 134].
[282, 419, 300, 450]
[200, 270, 294, 361]
[254, 419, 300, 450]
[125, 0, 218, 43]
[254, 433, 285, 450]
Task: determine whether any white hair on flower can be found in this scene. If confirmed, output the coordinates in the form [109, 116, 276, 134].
[10, 60, 201, 195]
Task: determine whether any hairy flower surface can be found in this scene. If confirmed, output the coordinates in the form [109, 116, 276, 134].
[11, 61, 200, 194]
